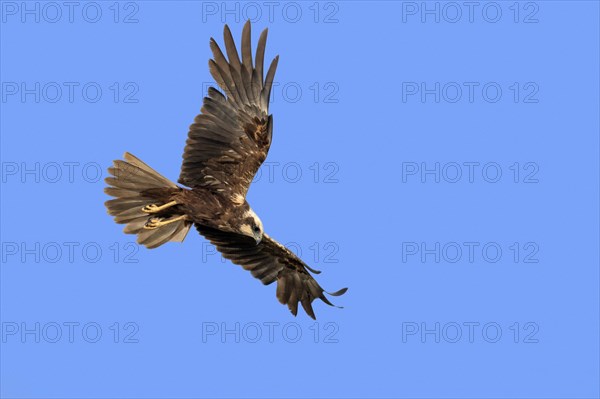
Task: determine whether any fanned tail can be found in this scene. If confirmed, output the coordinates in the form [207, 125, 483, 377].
[104, 152, 192, 249]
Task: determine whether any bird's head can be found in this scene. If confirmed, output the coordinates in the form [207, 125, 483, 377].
[239, 208, 264, 244]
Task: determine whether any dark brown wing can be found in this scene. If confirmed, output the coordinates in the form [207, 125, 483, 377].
[179, 21, 279, 202]
[196, 225, 347, 319]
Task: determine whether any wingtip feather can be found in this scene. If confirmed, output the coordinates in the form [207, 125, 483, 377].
[328, 287, 348, 296]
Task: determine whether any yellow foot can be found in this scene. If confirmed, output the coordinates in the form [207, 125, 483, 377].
[143, 215, 186, 229]
[142, 200, 178, 214]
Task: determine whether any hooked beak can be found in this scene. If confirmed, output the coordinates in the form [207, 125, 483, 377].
[254, 233, 262, 245]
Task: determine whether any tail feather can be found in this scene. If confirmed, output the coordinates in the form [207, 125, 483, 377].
[105, 152, 192, 249]
[137, 221, 182, 249]
[121, 153, 177, 188]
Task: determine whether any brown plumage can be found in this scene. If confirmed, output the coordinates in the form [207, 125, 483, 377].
[104, 21, 347, 319]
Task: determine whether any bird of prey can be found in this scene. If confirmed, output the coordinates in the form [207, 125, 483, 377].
[104, 21, 347, 319]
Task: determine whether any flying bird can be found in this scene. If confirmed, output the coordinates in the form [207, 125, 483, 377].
[104, 21, 347, 319]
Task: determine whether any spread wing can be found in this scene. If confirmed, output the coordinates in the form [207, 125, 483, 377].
[196, 225, 348, 319]
[179, 20, 279, 202]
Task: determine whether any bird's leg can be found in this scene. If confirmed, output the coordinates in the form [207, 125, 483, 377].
[144, 215, 187, 229]
[142, 200, 178, 214]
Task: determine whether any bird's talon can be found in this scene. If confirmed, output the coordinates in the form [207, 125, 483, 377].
[144, 217, 162, 229]
[142, 201, 178, 213]
[142, 204, 159, 213]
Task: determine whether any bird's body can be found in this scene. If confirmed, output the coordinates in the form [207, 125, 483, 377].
[173, 187, 253, 229]
[104, 21, 346, 319]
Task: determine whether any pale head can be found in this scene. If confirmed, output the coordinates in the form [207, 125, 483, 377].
[239, 208, 264, 244]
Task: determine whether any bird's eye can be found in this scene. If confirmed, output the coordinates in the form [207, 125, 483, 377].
[253, 226, 260, 233]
